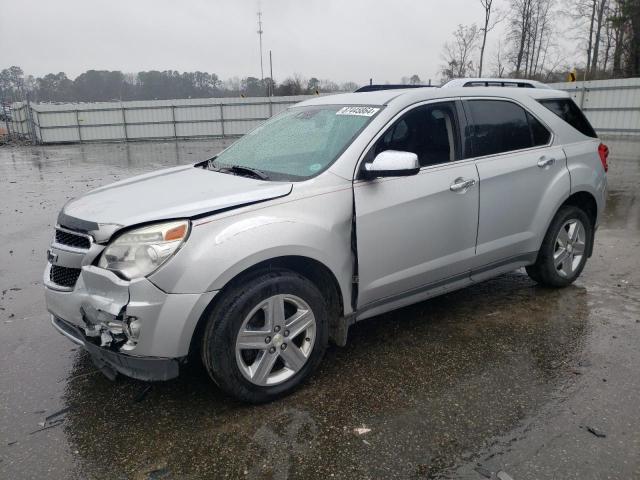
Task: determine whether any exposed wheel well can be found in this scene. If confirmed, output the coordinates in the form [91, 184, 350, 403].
[188, 256, 345, 356]
[560, 191, 598, 257]
[562, 191, 598, 228]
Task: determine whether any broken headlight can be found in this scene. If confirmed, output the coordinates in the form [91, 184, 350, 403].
[98, 220, 190, 279]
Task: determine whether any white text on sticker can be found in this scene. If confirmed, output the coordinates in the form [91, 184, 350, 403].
[336, 106, 380, 117]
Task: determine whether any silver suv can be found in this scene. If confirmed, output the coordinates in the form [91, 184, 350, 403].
[45, 84, 608, 402]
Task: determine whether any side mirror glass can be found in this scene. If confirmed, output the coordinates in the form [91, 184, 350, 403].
[363, 150, 420, 178]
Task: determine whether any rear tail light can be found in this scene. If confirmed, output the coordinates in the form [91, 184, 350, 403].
[598, 143, 609, 172]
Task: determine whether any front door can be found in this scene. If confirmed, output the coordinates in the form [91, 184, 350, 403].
[354, 101, 479, 308]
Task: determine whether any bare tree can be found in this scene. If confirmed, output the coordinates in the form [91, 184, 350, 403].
[590, 0, 610, 75]
[492, 41, 507, 77]
[440, 24, 480, 82]
[339, 81, 360, 92]
[600, 2, 616, 72]
[611, 0, 626, 76]
[478, 0, 504, 76]
[509, 0, 534, 75]
[505, 0, 555, 77]
[565, 0, 611, 78]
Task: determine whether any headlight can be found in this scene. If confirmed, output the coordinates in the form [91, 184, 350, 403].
[98, 220, 190, 279]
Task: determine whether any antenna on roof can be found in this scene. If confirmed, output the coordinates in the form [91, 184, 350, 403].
[257, 8, 265, 87]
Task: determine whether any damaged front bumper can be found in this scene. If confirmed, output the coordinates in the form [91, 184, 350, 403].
[52, 315, 180, 381]
[44, 264, 217, 381]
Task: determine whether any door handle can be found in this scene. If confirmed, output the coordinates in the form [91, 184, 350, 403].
[537, 156, 556, 168]
[450, 177, 476, 193]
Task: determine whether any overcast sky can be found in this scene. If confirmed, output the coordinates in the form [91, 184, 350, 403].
[2, 0, 510, 85]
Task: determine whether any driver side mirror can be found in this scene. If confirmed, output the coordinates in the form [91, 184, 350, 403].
[362, 150, 420, 179]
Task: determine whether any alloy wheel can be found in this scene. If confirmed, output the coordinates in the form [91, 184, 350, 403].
[235, 294, 316, 386]
[554, 218, 586, 278]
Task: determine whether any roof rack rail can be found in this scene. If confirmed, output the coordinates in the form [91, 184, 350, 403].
[354, 84, 435, 93]
[441, 78, 550, 89]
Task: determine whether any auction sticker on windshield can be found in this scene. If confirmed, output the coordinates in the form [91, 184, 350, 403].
[336, 106, 380, 117]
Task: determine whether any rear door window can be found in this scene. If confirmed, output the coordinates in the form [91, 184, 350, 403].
[538, 98, 597, 138]
[465, 100, 534, 156]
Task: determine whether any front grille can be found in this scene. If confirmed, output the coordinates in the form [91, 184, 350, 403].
[50, 265, 81, 288]
[55, 228, 91, 250]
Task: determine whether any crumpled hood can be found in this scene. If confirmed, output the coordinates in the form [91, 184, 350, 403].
[58, 165, 293, 240]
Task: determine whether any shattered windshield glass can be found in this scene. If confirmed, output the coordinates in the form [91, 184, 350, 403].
[211, 105, 380, 180]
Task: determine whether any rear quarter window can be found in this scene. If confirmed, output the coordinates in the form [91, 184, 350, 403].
[538, 98, 598, 138]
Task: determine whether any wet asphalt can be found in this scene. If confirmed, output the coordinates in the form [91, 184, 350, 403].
[0, 138, 638, 480]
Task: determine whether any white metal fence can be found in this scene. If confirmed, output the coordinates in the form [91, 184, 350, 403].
[548, 77, 640, 135]
[6, 78, 640, 144]
[4, 103, 34, 139]
[8, 95, 314, 144]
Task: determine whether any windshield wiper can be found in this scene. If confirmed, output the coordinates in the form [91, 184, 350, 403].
[207, 159, 269, 180]
[228, 165, 269, 180]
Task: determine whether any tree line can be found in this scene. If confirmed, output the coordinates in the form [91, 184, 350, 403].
[3, 0, 639, 104]
[0, 67, 360, 103]
[440, 0, 640, 83]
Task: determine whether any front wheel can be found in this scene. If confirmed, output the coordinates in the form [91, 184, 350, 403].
[201, 269, 328, 403]
[526, 206, 593, 288]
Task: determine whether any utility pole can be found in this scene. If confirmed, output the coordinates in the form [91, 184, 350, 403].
[257, 10, 265, 90]
[269, 50, 274, 97]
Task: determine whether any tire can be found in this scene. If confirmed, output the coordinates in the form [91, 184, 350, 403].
[201, 269, 328, 403]
[526, 205, 593, 288]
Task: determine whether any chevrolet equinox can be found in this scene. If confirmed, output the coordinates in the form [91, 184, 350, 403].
[45, 83, 608, 402]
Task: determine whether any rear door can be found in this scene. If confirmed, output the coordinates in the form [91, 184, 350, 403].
[463, 98, 570, 275]
[354, 101, 479, 308]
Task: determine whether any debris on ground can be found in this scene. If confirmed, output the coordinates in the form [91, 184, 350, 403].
[29, 406, 71, 434]
[43, 406, 71, 425]
[497, 471, 515, 480]
[29, 421, 64, 435]
[134, 384, 153, 403]
[586, 426, 607, 438]
[353, 426, 371, 435]
[133, 461, 170, 480]
[474, 465, 493, 478]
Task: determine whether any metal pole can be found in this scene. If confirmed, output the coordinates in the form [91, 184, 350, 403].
[171, 105, 177, 139]
[220, 103, 225, 137]
[580, 65, 588, 109]
[25, 93, 38, 144]
[121, 105, 128, 141]
[75, 109, 82, 143]
[257, 10, 265, 92]
[269, 50, 274, 97]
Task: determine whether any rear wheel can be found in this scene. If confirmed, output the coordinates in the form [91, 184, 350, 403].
[201, 269, 328, 403]
[526, 206, 593, 288]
